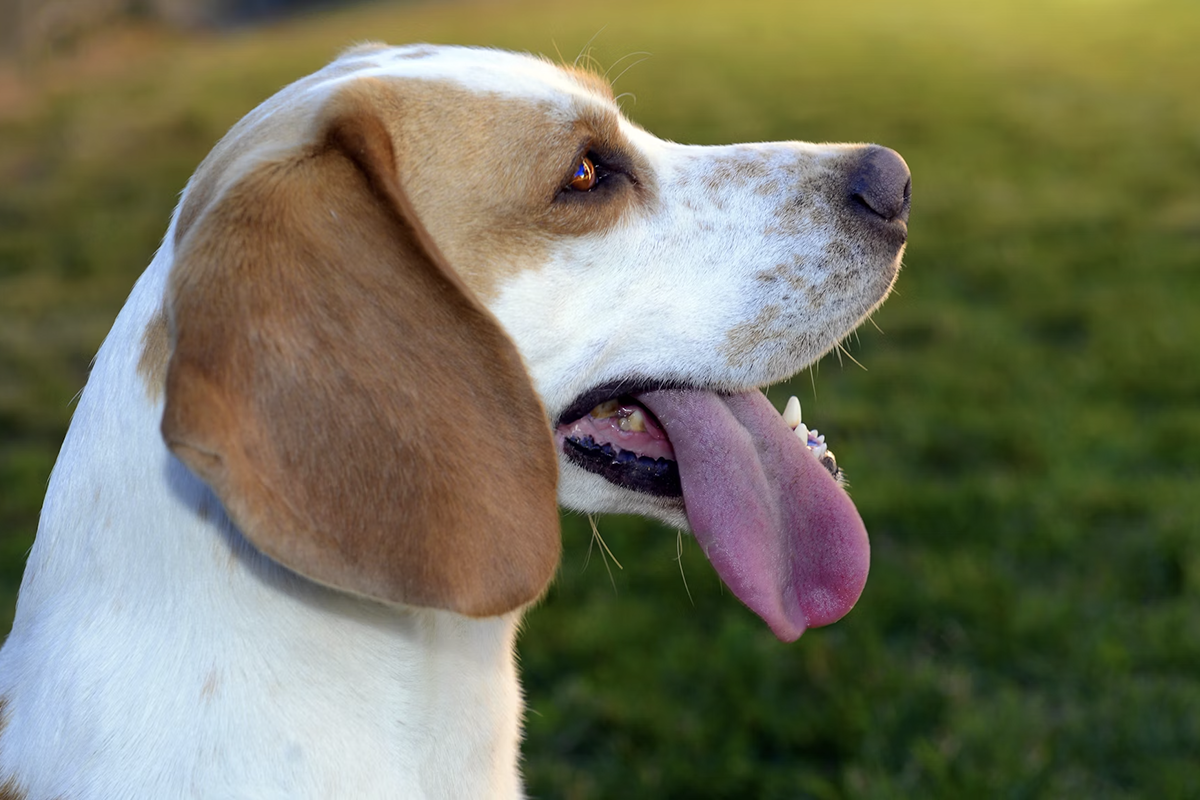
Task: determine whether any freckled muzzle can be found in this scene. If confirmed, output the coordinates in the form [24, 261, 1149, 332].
[552, 142, 911, 643]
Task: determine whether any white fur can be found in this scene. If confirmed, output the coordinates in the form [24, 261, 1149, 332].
[0, 44, 904, 797]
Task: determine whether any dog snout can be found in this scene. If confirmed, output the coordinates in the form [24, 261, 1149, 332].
[847, 145, 911, 225]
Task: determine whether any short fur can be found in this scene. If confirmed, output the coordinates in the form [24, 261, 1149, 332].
[0, 44, 907, 797]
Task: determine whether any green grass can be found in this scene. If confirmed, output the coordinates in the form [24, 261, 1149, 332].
[2, 0, 1198, 796]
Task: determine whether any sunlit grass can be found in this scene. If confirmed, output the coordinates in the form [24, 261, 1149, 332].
[1, 0, 1198, 795]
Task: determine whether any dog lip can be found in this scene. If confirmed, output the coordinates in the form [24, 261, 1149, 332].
[560, 435, 683, 498]
[555, 377, 700, 428]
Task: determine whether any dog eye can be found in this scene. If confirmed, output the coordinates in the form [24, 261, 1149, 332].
[568, 155, 598, 191]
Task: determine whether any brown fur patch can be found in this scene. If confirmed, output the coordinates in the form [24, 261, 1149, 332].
[721, 305, 826, 375]
[173, 57, 370, 246]
[377, 77, 655, 299]
[720, 303, 783, 366]
[0, 697, 26, 800]
[175, 62, 650, 302]
[162, 81, 562, 616]
[756, 258, 814, 295]
[559, 63, 616, 101]
[136, 306, 169, 401]
[153, 54, 667, 611]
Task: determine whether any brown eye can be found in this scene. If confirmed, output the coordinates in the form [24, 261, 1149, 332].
[569, 155, 597, 191]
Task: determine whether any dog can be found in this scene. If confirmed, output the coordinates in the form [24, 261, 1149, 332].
[0, 43, 909, 797]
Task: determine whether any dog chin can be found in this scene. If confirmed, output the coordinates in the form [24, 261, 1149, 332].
[556, 462, 690, 529]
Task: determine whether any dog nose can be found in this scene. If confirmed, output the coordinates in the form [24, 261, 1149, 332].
[848, 146, 911, 224]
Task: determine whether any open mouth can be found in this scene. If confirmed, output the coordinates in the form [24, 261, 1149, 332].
[555, 391, 842, 499]
[554, 383, 868, 642]
[557, 395, 682, 497]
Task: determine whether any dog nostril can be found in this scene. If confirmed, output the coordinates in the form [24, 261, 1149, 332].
[848, 145, 911, 223]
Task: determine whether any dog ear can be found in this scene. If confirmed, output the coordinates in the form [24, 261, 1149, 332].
[161, 79, 560, 617]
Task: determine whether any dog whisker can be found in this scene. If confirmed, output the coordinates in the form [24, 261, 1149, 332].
[607, 52, 653, 86]
[675, 529, 694, 607]
[573, 27, 607, 70]
[614, 92, 638, 109]
[587, 514, 622, 595]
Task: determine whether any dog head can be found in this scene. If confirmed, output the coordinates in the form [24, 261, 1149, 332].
[159, 44, 909, 639]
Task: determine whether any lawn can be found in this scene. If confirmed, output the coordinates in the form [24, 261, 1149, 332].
[1, 0, 1198, 796]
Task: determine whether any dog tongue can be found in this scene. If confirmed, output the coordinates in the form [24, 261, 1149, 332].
[637, 389, 869, 641]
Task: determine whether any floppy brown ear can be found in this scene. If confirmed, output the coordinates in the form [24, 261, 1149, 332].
[161, 79, 560, 617]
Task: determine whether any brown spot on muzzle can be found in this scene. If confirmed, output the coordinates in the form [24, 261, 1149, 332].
[721, 144, 909, 373]
[700, 152, 776, 194]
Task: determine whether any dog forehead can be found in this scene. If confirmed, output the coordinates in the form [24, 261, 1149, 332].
[174, 45, 622, 246]
[330, 44, 611, 109]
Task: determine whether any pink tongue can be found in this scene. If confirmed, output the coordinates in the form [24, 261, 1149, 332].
[637, 389, 869, 642]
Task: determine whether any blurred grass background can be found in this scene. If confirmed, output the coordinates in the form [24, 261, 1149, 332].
[1, 0, 1198, 796]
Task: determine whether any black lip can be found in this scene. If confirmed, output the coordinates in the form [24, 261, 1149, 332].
[555, 377, 701, 498]
[555, 377, 698, 428]
[561, 436, 682, 497]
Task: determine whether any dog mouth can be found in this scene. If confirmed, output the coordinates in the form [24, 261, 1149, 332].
[556, 393, 843, 498]
[554, 383, 868, 641]
[557, 395, 683, 497]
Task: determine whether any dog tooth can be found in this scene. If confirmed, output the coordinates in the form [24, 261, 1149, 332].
[783, 396, 802, 430]
[590, 400, 620, 419]
[617, 407, 647, 432]
[803, 426, 829, 459]
[794, 422, 810, 442]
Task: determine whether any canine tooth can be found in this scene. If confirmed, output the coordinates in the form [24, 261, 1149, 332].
[590, 400, 620, 419]
[783, 396, 802, 430]
[794, 422, 810, 442]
